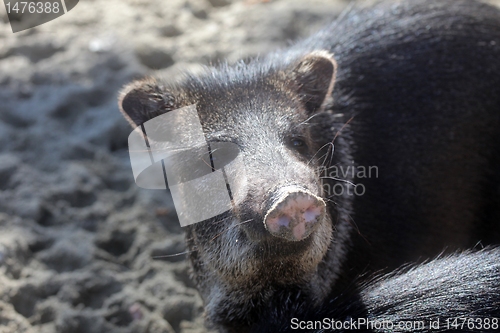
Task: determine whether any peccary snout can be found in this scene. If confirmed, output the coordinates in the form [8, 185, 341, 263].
[264, 186, 326, 241]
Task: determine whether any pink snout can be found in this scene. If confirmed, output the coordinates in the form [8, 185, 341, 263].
[264, 186, 326, 241]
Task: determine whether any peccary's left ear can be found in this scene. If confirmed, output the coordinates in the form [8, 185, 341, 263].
[292, 50, 337, 113]
[118, 78, 177, 128]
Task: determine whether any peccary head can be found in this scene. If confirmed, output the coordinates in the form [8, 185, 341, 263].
[119, 51, 341, 331]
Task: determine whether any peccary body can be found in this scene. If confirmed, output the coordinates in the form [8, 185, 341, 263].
[252, 248, 500, 333]
[119, 0, 500, 332]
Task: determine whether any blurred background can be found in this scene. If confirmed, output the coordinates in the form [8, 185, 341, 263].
[0, 0, 498, 332]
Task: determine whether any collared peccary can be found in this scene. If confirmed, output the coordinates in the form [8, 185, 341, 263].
[118, 0, 500, 331]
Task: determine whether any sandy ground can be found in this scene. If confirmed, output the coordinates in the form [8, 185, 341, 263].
[0, 0, 350, 332]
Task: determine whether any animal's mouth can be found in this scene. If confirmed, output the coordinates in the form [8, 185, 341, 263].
[251, 234, 318, 259]
[213, 226, 331, 289]
[230, 214, 329, 267]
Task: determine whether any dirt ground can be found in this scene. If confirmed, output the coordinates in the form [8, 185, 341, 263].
[1, 0, 499, 332]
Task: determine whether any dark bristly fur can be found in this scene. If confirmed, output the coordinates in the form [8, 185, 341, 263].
[252, 248, 500, 333]
[118, 0, 500, 332]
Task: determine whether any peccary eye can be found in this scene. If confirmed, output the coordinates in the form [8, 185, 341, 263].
[291, 138, 304, 147]
[287, 137, 308, 153]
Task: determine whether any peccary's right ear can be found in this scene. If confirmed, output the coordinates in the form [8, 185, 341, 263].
[118, 78, 176, 127]
[291, 50, 337, 114]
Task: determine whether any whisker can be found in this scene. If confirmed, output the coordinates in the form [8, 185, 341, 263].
[307, 141, 334, 166]
[210, 218, 255, 242]
[347, 214, 371, 247]
[332, 116, 355, 144]
[152, 249, 195, 260]
[323, 197, 338, 206]
[320, 176, 357, 187]
[294, 113, 324, 129]
[317, 142, 334, 168]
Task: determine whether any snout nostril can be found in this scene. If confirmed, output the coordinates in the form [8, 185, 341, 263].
[264, 186, 326, 242]
[304, 207, 322, 223]
[276, 216, 291, 228]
